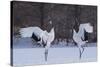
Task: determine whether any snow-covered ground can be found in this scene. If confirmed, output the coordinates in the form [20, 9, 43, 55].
[13, 37, 97, 48]
[12, 37, 97, 66]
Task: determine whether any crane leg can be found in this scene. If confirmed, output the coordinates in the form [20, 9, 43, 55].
[79, 49, 82, 59]
[77, 44, 84, 59]
[81, 47, 84, 56]
[79, 46, 84, 59]
[44, 42, 50, 61]
[45, 49, 48, 61]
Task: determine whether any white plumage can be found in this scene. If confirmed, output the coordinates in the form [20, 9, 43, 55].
[19, 27, 44, 38]
[73, 23, 93, 59]
[43, 27, 55, 61]
[73, 29, 88, 46]
[19, 26, 45, 45]
[19, 26, 55, 61]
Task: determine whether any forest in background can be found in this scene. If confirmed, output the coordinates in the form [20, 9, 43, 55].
[12, 1, 97, 42]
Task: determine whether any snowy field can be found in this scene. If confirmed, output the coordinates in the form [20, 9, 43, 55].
[12, 37, 97, 66]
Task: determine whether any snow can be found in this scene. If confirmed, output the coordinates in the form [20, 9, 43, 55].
[13, 47, 97, 66]
[12, 37, 97, 66]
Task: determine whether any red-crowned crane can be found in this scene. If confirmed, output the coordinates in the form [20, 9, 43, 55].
[43, 27, 55, 61]
[19, 26, 55, 61]
[73, 23, 93, 59]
